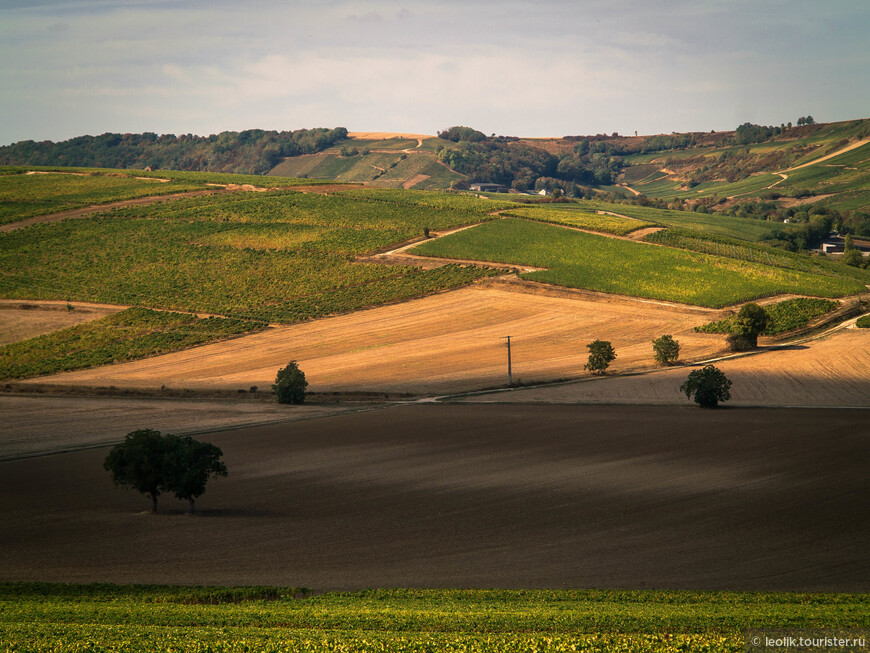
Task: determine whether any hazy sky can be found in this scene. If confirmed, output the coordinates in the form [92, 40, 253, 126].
[2, 0, 868, 145]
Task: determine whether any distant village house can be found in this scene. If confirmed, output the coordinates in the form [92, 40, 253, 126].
[469, 182, 508, 193]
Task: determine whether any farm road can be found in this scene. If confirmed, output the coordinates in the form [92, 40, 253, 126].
[0, 404, 867, 591]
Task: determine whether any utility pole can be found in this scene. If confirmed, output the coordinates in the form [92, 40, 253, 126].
[504, 335, 512, 387]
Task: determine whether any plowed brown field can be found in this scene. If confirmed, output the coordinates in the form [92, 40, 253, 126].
[1, 404, 868, 590]
[19, 285, 725, 394]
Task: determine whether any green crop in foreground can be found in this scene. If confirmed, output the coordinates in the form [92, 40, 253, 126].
[411, 219, 865, 307]
[0, 308, 266, 380]
[0, 584, 867, 653]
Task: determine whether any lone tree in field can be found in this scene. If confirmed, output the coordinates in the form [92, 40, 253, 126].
[104, 429, 168, 513]
[163, 435, 228, 513]
[652, 334, 681, 365]
[584, 340, 616, 374]
[680, 365, 732, 408]
[727, 302, 769, 351]
[274, 360, 308, 404]
[104, 430, 227, 513]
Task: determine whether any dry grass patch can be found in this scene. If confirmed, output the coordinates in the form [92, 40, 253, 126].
[460, 324, 870, 407]
[19, 285, 725, 394]
[0, 302, 121, 346]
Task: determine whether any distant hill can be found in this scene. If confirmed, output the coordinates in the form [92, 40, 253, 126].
[266, 119, 870, 216]
[267, 133, 464, 189]
[4, 120, 869, 222]
[0, 128, 349, 175]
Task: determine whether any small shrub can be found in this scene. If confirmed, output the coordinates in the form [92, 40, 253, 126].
[273, 360, 308, 404]
[584, 340, 616, 374]
[857, 315, 870, 328]
[652, 335, 680, 365]
[680, 365, 732, 408]
[727, 303, 768, 351]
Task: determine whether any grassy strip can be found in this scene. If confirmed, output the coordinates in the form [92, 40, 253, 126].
[411, 219, 865, 307]
[502, 205, 655, 235]
[644, 229, 870, 284]
[573, 200, 781, 241]
[0, 584, 867, 653]
[0, 165, 325, 188]
[0, 171, 206, 225]
[694, 298, 839, 335]
[0, 308, 266, 380]
[857, 315, 870, 328]
[333, 187, 521, 214]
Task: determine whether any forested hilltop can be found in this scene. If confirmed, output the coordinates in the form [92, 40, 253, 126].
[0, 128, 348, 175]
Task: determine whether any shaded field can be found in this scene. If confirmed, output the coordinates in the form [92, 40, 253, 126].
[0, 404, 868, 591]
[462, 324, 870, 407]
[17, 285, 724, 394]
[0, 395, 363, 461]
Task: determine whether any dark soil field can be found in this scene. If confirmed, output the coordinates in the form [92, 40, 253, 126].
[0, 404, 867, 592]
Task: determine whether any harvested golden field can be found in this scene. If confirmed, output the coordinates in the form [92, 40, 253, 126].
[347, 131, 432, 140]
[460, 321, 870, 407]
[0, 301, 121, 346]
[18, 284, 725, 394]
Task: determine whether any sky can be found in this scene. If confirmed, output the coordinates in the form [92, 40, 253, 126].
[1, 0, 869, 145]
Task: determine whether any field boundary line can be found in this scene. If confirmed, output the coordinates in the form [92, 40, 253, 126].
[0, 188, 227, 232]
[779, 137, 870, 173]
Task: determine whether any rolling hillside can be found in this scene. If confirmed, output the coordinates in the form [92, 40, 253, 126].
[267, 132, 464, 189]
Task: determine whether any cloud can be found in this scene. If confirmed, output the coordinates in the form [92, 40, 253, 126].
[0, 0, 868, 144]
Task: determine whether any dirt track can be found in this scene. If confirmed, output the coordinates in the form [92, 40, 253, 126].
[0, 404, 867, 591]
[21, 285, 724, 394]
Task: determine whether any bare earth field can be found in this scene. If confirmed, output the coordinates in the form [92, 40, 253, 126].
[0, 404, 867, 591]
[0, 395, 364, 461]
[0, 301, 122, 345]
[461, 323, 870, 407]
[18, 284, 725, 395]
